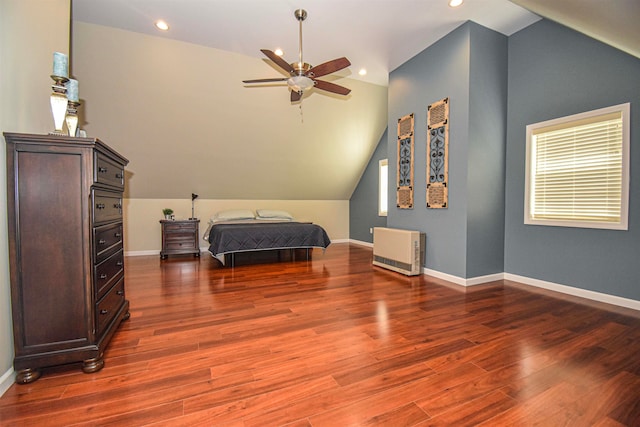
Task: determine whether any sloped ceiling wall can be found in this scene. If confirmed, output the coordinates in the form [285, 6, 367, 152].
[72, 22, 388, 200]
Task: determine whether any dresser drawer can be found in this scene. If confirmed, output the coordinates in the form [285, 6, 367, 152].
[96, 277, 125, 336]
[95, 152, 125, 190]
[92, 189, 123, 224]
[94, 222, 123, 263]
[95, 249, 124, 300]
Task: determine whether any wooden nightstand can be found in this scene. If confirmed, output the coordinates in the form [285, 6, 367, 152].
[160, 219, 200, 259]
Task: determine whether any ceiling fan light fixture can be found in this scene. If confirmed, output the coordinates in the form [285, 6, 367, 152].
[449, 0, 464, 7]
[287, 75, 314, 92]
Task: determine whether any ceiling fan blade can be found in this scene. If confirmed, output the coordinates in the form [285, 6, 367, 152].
[307, 57, 351, 78]
[291, 90, 302, 102]
[313, 79, 351, 96]
[260, 49, 295, 74]
[243, 78, 288, 83]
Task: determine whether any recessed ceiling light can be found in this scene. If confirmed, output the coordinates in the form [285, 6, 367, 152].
[358, 68, 367, 76]
[449, 0, 463, 7]
[154, 20, 169, 31]
[274, 48, 284, 56]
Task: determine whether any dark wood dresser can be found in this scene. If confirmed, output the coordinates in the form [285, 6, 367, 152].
[3, 132, 130, 383]
[160, 219, 200, 259]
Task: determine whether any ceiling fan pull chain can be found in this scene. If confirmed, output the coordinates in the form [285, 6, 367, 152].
[299, 101, 304, 123]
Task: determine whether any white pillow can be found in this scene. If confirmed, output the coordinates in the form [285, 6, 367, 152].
[256, 209, 294, 220]
[211, 209, 255, 222]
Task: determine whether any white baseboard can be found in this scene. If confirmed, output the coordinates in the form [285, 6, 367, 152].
[421, 267, 640, 311]
[125, 242, 640, 312]
[421, 268, 504, 287]
[504, 273, 640, 312]
[125, 243, 349, 258]
[0, 367, 15, 397]
[125, 248, 208, 257]
[125, 249, 160, 257]
[348, 239, 373, 248]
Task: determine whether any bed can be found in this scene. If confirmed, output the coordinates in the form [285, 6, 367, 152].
[203, 209, 331, 266]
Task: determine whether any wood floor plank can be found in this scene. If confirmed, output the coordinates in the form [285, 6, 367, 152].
[1, 243, 640, 426]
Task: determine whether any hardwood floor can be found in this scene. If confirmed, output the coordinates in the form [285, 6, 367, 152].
[2, 243, 640, 426]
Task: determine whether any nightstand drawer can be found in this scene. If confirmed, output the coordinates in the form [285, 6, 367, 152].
[164, 240, 198, 252]
[165, 232, 196, 242]
[163, 222, 197, 233]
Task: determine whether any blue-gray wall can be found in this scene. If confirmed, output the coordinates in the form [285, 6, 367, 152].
[466, 23, 508, 278]
[384, 21, 507, 278]
[350, 18, 639, 299]
[349, 130, 388, 243]
[505, 20, 640, 300]
[387, 22, 471, 277]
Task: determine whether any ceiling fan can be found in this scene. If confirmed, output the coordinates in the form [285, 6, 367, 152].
[243, 9, 351, 102]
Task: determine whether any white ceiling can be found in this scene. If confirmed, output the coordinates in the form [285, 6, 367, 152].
[71, 0, 541, 86]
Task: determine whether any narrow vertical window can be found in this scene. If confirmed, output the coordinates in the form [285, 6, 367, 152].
[379, 159, 388, 216]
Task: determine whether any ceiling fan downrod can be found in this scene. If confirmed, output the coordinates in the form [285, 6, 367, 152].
[295, 9, 307, 76]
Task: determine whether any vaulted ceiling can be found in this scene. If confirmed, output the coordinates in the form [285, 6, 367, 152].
[70, 0, 637, 200]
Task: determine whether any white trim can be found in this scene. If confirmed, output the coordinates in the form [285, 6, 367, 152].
[125, 243, 348, 258]
[125, 250, 161, 257]
[422, 268, 504, 287]
[504, 273, 640, 312]
[423, 268, 467, 286]
[0, 367, 15, 397]
[330, 239, 350, 244]
[125, 243, 640, 312]
[349, 239, 373, 248]
[422, 267, 640, 311]
[465, 273, 505, 286]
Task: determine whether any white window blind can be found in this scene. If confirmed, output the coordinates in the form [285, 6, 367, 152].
[525, 103, 629, 230]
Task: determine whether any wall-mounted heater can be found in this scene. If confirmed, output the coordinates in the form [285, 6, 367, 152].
[373, 227, 425, 276]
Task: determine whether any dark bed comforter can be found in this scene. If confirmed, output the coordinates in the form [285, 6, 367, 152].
[207, 222, 331, 264]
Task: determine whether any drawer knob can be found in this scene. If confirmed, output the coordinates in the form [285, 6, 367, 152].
[116, 290, 124, 296]
[100, 274, 108, 279]
[114, 203, 122, 209]
[114, 232, 122, 238]
[98, 167, 107, 173]
[98, 239, 106, 245]
[115, 173, 123, 179]
[116, 261, 123, 266]
[100, 309, 109, 315]
[96, 203, 105, 209]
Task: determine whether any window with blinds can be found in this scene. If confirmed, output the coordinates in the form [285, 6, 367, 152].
[524, 103, 630, 230]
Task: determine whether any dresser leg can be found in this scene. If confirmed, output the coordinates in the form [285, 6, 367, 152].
[16, 368, 41, 384]
[82, 355, 105, 373]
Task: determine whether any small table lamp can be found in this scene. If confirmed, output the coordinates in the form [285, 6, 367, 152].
[190, 193, 199, 220]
